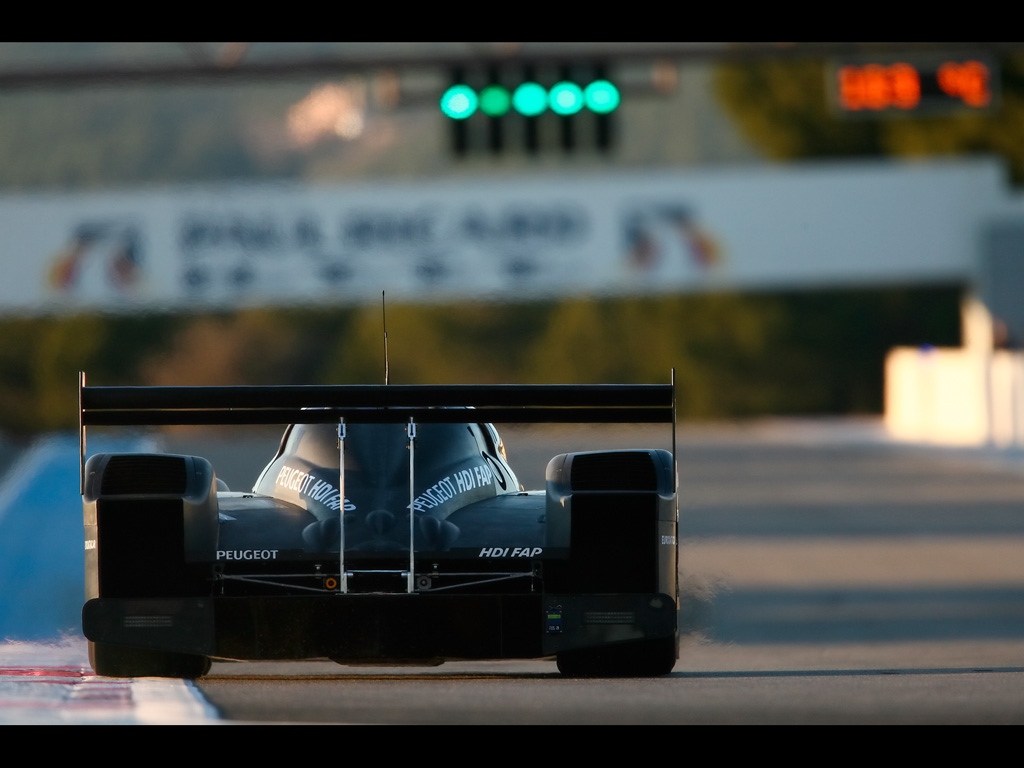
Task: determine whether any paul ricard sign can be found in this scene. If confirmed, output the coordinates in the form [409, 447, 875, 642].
[0, 158, 1013, 316]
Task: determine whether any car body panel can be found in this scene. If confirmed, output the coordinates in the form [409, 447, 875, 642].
[78, 375, 679, 677]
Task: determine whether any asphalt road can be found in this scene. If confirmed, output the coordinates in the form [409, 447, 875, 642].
[162, 419, 1024, 724]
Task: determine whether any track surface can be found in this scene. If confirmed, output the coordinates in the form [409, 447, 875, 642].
[6, 418, 1024, 724]
[192, 420, 1024, 724]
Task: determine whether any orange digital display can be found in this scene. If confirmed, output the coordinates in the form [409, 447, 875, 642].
[936, 60, 991, 107]
[833, 56, 996, 114]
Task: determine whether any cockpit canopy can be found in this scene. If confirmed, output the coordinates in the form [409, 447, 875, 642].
[253, 418, 520, 525]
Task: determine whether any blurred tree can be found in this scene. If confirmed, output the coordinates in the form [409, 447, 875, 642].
[0, 283, 963, 433]
[38, 320, 97, 428]
[138, 310, 308, 386]
[0, 318, 51, 433]
[0, 313, 190, 433]
[322, 300, 556, 385]
[712, 51, 1024, 184]
[525, 293, 796, 417]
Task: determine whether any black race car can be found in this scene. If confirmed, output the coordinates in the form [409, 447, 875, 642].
[79, 373, 679, 678]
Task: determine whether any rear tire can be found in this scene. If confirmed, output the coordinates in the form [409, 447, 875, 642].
[556, 636, 677, 678]
[88, 641, 211, 679]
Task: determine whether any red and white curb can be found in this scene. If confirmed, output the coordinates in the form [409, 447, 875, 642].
[0, 664, 221, 725]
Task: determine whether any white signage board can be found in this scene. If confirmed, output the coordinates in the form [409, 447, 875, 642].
[0, 158, 1011, 316]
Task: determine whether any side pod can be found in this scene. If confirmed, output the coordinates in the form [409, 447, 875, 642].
[542, 449, 679, 676]
[83, 453, 219, 602]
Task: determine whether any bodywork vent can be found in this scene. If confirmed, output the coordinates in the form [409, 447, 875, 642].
[101, 455, 188, 495]
[583, 611, 637, 625]
[570, 452, 656, 491]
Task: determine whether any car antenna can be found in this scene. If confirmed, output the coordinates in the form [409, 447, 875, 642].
[382, 290, 389, 385]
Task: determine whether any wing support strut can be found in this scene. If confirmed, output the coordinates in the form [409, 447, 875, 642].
[407, 418, 416, 594]
[337, 419, 348, 593]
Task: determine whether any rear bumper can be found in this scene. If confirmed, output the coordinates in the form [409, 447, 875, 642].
[82, 592, 678, 663]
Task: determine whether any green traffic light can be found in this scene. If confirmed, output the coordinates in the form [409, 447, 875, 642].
[442, 76, 620, 123]
[440, 84, 478, 120]
[479, 84, 512, 117]
[549, 81, 585, 116]
[512, 82, 548, 117]
[584, 80, 621, 114]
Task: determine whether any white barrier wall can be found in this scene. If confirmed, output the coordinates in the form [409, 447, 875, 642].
[885, 297, 1024, 447]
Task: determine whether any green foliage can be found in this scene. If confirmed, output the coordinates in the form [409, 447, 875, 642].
[712, 52, 1024, 184]
[137, 310, 306, 386]
[0, 315, 107, 431]
[712, 58, 887, 161]
[322, 301, 558, 385]
[0, 285, 961, 433]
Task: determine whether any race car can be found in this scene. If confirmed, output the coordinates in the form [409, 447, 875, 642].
[78, 372, 679, 678]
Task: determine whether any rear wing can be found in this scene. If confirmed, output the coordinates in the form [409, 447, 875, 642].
[79, 370, 676, 491]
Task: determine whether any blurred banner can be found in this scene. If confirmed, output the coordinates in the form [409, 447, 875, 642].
[0, 158, 1016, 316]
